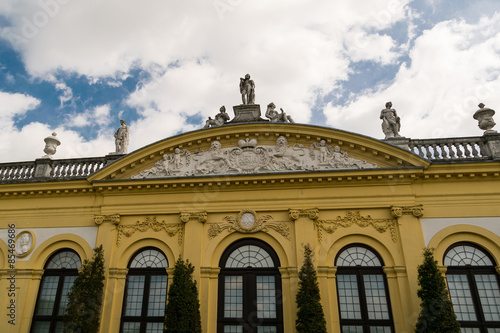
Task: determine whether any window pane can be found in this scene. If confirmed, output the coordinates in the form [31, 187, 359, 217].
[364, 274, 390, 320]
[487, 329, 500, 333]
[447, 274, 477, 321]
[342, 326, 364, 333]
[54, 321, 64, 333]
[444, 245, 493, 266]
[145, 322, 163, 332]
[125, 275, 145, 316]
[130, 249, 168, 268]
[225, 245, 274, 268]
[338, 274, 362, 319]
[336, 247, 382, 267]
[370, 327, 392, 333]
[258, 327, 277, 333]
[224, 276, 243, 318]
[257, 276, 277, 318]
[46, 251, 82, 269]
[122, 322, 141, 332]
[461, 328, 481, 333]
[475, 274, 500, 321]
[58, 275, 77, 315]
[224, 325, 243, 333]
[36, 276, 60, 315]
[32, 321, 51, 333]
[147, 275, 168, 317]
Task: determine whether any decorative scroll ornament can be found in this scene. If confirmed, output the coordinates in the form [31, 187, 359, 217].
[94, 214, 121, 225]
[315, 211, 398, 243]
[180, 212, 207, 223]
[132, 137, 378, 179]
[116, 216, 183, 246]
[208, 209, 290, 240]
[289, 208, 319, 221]
[391, 205, 423, 218]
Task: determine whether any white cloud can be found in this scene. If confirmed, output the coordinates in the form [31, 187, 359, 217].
[0, 91, 40, 125]
[324, 13, 500, 139]
[55, 81, 73, 107]
[64, 104, 111, 128]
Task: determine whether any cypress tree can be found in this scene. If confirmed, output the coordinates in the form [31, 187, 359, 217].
[164, 257, 202, 333]
[415, 247, 461, 333]
[295, 244, 327, 333]
[64, 245, 105, 333]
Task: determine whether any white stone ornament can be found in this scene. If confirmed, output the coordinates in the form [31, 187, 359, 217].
[132, 137, 378, 179]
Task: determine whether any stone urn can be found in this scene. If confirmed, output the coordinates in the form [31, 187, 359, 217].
[473, 103, 497, 134]
[43, 132, 61, 158]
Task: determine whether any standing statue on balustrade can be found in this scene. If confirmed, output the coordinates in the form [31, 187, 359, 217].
[380, 102, 401, 139]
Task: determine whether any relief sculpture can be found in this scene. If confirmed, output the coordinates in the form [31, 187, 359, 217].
[132, 137, 378, 179]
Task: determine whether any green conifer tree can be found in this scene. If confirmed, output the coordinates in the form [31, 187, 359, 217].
[295, 244, 327, 333]
[415, 247, 461, 333]
[164, 257, 201, 333]
[64, 245, 105, 333]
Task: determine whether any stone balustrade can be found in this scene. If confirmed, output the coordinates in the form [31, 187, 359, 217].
[0, 155, 123, 183]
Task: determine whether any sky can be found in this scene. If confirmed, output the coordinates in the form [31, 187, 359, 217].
[0, 0, 499, 162]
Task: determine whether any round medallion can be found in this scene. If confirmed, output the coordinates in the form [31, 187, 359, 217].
[240, 212, 255, 228]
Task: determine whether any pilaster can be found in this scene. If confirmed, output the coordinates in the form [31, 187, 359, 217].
[100, 267, 128, 333]
[200, 267, 220, 333]
[384, 266, 410, 332]
[179, 211, 207, 281]
[317, 266, 337, 333]
[289, 208, 319, 266]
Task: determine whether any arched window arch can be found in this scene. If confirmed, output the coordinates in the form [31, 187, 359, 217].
[217, 239, 283, 333]
[31, 249, 82, 332]
[120, 248, 169, 333]
[335, 245, 394, 333]
[444, 243, 500, 332]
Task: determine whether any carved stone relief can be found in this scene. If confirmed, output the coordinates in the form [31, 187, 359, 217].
[115, 216, 183, 246]
[208, 209, 290, 240]
[315, 211, 398, 243]
[132, 137, 378, 179]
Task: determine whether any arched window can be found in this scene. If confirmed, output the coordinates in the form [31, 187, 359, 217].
[120, 248, 169, 333]
[335, 245, 394, 333]
[218, 239, 283, 333]
[444, 243, 500, 332]
[31, 250, 82, 332]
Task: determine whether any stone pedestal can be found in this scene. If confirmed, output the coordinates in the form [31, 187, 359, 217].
[230, 104, 267, 123]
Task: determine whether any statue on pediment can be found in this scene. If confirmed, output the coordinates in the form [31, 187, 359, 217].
[240, 74, 255, 105]
[265, 102, 295, 123]
[114, 120, 129, 153]
[380, 102, 401, 139]
[204, 106, 231, 129]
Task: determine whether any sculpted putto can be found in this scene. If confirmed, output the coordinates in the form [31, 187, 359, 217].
[204, 106, 231, 129]
[265, 102, 295, 123]
[240, 74, 255, 105]
[380, 102, 401, 139]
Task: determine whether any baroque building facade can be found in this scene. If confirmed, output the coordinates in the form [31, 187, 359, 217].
[1, 118, 500, 333]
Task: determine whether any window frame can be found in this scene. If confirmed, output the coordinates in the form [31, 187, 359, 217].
[120, 247, 169, 333]
[217, 238, 284, 333]
[30, 249, 81, 333]
[444, 242, 500, 332]
[335, 244, 395, 333]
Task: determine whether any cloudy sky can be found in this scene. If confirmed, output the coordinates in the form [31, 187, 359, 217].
[0, 0, 499, 162]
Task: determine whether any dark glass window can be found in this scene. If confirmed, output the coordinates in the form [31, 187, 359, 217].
[444, 243, 500, 333]
[120, 248, 168, 333]
[336, 245, 394, 333]
[31, 250, 82, 333]
[218, 239, 283, 333]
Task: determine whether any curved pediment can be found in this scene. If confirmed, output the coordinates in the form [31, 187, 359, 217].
[88, 123, 429, 182]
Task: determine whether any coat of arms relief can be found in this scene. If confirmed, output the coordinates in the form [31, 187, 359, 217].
[132, 137, 378, 179]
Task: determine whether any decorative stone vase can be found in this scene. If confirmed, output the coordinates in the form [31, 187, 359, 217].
[473, 103, 497, 134]
[43, 132, 61, 158]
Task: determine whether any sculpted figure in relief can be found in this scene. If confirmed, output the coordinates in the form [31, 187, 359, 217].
[196, 141, 230, 174]
[204, 106, 231, 129]
[115, 120, 130, 153]
[240, 74, 255, 105]
[380, 102, 401, 139]
[265, 102, 295, 123]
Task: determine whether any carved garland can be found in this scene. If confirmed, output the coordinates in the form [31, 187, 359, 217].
[115, 216, 184, 246]
[208, 209, 290, 240]
[315, 211, 398, 243]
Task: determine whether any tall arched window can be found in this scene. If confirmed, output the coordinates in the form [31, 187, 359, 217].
[218, 239, 283, 333]
[335, 245, 394, 333]
[444, 243, 500, 332]
[31, 249, 82, 333]
[120, 248, 169, 333]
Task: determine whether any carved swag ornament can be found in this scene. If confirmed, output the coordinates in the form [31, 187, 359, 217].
[132, 137, 377, 179]
[116, 216, 184, 246]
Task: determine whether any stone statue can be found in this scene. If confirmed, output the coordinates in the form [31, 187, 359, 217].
[380, 102, 401, 139]
[240, 74, 255, 105]
[42, 132, 61, 158]
[114, 120, 129, 154]
[265, 102, 295, 123]
[15, 232, 31, 255]
[204, 106, 231, 129]
[473, 103, 497, 134]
